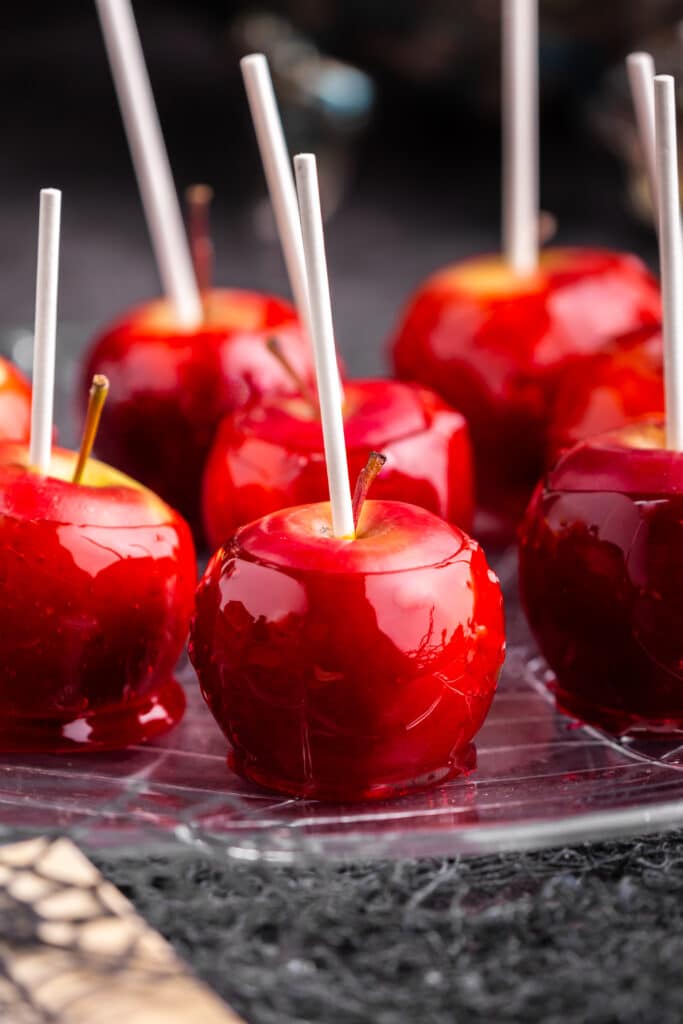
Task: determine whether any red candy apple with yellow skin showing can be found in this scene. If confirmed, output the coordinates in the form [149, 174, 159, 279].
[548, 323, 663, 460]
[390, 248, 661, 536]
[82, 289, 314, 533]
[0, 442, 196, 752]
[0, 356, 31, 442]
[189, 499, 505, 801]
[519, 422, 683, 736]
[201, 378, 474, 548]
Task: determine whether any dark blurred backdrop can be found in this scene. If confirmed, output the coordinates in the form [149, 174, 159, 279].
[0, 1, 681, 375]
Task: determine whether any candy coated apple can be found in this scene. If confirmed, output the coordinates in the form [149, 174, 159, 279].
[549, 323, 663, 459]
[0, 443, 196, 751]
[201, 378, 474, 548]
[82, 289, 313, 533]
[390, 248, 661, 536]
[519, 422, 683, 735]
[189, 499, 505, 800]
[0, 356, 31, 442]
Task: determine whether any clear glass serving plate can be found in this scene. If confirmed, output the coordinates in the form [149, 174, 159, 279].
[1, 327, 683, 863]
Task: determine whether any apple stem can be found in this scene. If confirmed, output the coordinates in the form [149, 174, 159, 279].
[73, 375, 110, 485]
[352, 451, 387, 529]
[185, 184, 214, 314]
[265, 336, 318, 409]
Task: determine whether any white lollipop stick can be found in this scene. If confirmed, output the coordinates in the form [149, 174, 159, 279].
[293, 154, 354, 539]
[626, 52, 658, 215]
[29, 189, 61, 474]
[654, 75, 683, 450]
[241, 54, 311, 336]
[95, 0, 202, 328]
[502, 0, 539, 274]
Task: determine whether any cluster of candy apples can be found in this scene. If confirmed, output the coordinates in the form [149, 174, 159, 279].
[74, 173, 505, 799]
[0, 10, 507, 806]
[186, 144, 507, 801]
[83, 246, 664, 551]
[76, 217, 502, 798]
[7, 0, 680, 816]
[82, 6, 667, 566]
[85, 300, 476, 544]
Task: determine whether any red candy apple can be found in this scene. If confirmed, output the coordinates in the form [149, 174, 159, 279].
[0, 356, 31, 442]
[0, 442, 196, 752]
[189, 498, 505, 800]
[519, 422, 683, 736]
[82, 289, 314, 533]
[549, 323, 663, 459]
[201, 377, 474, 548]
[390, 248, 661, 536]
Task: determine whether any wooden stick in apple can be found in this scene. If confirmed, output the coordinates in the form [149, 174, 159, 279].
[241, 54, 311, 337]
[626, 52, 658, 214]
[29, 188, 61, 475]
[655, 74, 683, 450]
[73, 375, 110, 484]
[95, 0, 202, 328]
[293, 153, 354, 538]
[502, 0, 539, 274]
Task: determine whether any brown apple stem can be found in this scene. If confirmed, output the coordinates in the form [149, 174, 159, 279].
[352, 451, 387, 528]
[73, 375, 109, 484]
[266, 336, 318, 409]
[185, 184, 214, 311]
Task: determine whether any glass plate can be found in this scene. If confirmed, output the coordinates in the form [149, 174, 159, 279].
[2, 328, 683, 862]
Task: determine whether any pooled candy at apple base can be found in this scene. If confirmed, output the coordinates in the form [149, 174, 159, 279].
[548, 322, 663, 459]
[0, 442, 196, 752]
[0, 357, 31, 442]
[519, 421, 683, 736]
[389, 248, 661, 534]
[189, 498, 506, 801]
[81, 289, 315, 532]
[201, 377, 474, 548]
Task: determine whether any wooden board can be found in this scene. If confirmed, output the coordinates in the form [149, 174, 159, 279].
[0, 836, 243, 1023]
